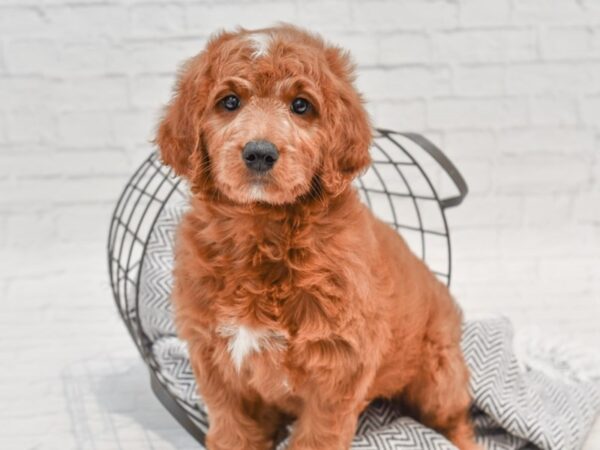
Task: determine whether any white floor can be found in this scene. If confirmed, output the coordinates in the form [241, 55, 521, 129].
[1, 243, 599, 450]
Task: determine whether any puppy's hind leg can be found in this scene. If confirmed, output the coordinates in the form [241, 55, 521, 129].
[402, 340, 480, 450]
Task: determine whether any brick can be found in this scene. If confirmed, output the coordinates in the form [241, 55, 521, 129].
[521, 194, 575, 226]
[0, 113, 8, 145]
[57, 111, 112, 147]
[446, 159, 493, 195]
[443, 130, 497, 161]
[454, 65, 505, 97]
[296, 1, 353, 32]
[106, 39, 205, 74]
[55, 77, 129, 111]
[5, 212, 57, 248]
[0, 44, 6, 74]
[512, 0, 589, 26]
[0, 215, 6, 247]
[186, 2, 297, 31]
[5, 39, 58, 75]
[57, 41, 109, 75]
[0, 77, 57, 110]
[357, 67, 452, 101]
[459, 0, 511, 26]
[374, 100, 426, 131]
[131, 4, 186, 36]
[44, 5, 129, 39]
[530, 96, 579, 126]
[433, 30, 498, 63]
[498, 225, 597, 258]
[462, 258, 539, 284]
[573, 190, 600, 223]
[581, 96, 600, 126]
[0, 179, 32, 213]
[112, 110, 159, 148]
[432, 29, 537, 63]
[507, 63, 599, 95]
[449, 195, 524, 228]
[353, 0, 458, 32]
[0, 152, 53, 179]
[130, 74, 175, 108]
[453, 282, 524, 314]
[379, 33, 431, 65]
[427, 98, 528, 129]
[451, 228, 500, 259]
[0, 150, 130, 179]
[6, 109, 57, 144]
[450, 258, 504, 284]
[494, 155, 591, 194]
[582, 0, 600, 13]
[126, 145, 160, 170]
[54, 177, 126, 205]
[497, 127, 595, 155]
[56, 204, 114, 243]
[541, 27, 596, 60]
[3, 176, 125, 206]
[0, 7, 46, 35]
[5, 39, 111, 77]
[505, 29, 540, 61]
[593, 27, 600, 52]
[54, 150, 132, 177]
[326, 33, 379, 66]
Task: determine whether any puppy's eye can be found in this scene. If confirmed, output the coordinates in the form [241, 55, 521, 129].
[221, 95, 240, 111]
[291, 97, 311, 115]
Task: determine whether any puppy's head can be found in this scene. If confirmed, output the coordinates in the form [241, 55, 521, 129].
[156, 25, 371, 205]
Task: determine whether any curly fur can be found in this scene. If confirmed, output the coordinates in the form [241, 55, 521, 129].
[156, 24, 478, 450]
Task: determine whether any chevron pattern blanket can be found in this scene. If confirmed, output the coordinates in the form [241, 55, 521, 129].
[140, 202, 600, 450]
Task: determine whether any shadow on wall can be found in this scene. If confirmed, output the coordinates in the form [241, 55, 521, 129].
[62, 357, 200, 450]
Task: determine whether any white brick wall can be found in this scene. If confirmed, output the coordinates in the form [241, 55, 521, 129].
[1, 1, 599, 448]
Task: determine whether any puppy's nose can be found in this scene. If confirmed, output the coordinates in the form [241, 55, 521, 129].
[242, 140, 279, 172]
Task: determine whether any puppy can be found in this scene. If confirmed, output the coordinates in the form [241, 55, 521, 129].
[156, 25, 478, 450]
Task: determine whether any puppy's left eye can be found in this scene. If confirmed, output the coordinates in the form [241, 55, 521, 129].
[221, 95, 240, 111]
[291, 97, 311, 115]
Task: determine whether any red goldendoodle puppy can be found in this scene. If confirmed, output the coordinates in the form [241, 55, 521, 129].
[156, 25, 478, 450]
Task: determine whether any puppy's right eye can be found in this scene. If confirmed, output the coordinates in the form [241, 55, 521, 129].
[291, 97, 311, 115]
[221, 95, 240, 111]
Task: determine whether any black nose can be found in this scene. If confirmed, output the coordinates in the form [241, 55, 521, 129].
[242, 140, 279, 172]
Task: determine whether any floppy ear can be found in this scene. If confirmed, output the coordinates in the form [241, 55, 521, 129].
[155, 55, 208, 179]
[320, 47, 372, 197]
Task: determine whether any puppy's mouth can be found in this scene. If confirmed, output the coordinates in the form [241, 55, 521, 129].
[244, 170, 278, 201]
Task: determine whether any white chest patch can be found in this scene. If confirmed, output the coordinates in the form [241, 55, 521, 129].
[217, 324, 285, 371]
[247, 32, 271, 59]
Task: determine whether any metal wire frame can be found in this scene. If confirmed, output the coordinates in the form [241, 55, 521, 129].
[107, 129, 468, 446]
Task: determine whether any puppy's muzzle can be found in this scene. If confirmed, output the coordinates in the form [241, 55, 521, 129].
[242, 140, 279, 173]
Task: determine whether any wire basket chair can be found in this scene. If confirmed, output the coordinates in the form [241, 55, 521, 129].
[107, 129, 468, 444]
